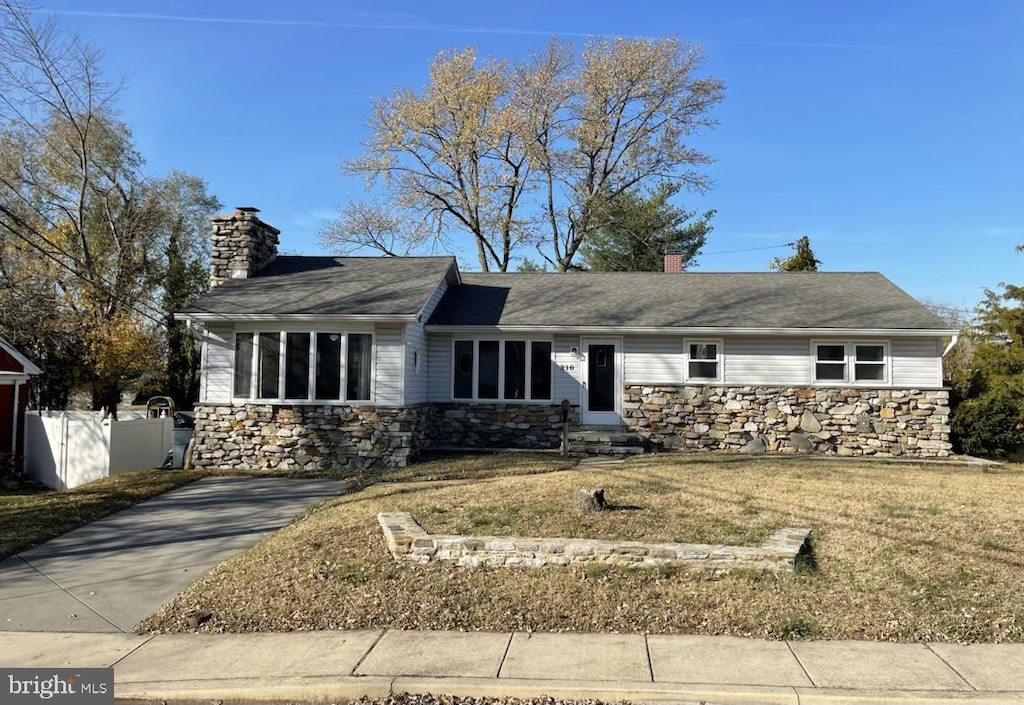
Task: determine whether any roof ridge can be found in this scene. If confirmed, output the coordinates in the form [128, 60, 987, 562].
[279, 254, 457, 260]
[459, 270, 885, 275]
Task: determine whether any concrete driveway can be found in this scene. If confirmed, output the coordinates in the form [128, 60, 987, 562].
[0, 476, 340, 633]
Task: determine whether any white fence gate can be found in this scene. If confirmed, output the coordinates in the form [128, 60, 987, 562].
[24, 411, 173, 489]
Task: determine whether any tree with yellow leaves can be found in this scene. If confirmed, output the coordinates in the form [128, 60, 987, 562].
[326, 36, 724, 272]
[0, 2, 218, 416]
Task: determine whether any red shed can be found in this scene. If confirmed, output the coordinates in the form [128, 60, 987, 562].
[0, 336, 40, 467]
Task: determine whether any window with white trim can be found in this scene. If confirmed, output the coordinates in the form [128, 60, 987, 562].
[685, 339, 722, 382]
[813, 341, 888, 384]
[452, 339, 552, 401]
[232, 330, 373, 402]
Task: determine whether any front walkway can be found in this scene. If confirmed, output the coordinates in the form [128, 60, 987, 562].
[2, 630, 1022, 705]
[0, 476, 339, 632]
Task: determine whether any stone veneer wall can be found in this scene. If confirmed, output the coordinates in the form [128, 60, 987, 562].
[378, 512, 811, 573]
[431, 403, 576, 449]
[623, 386, 952, 458]
[191, 403, 438, 471]
[209, 208, 280, 287]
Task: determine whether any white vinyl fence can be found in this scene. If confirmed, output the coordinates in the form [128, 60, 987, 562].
[24, 411, 173, 489]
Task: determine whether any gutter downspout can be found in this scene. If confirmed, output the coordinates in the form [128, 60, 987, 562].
[942, 334, 960, 358]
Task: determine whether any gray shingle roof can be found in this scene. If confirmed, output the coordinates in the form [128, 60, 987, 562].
[182, 256, 455, 317]
[427, 272, 950, 330]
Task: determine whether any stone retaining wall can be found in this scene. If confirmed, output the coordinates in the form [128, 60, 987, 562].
[191, 403, 438, 471]
[378, 512, 811, 573]
[623, 386, 952, 458]
[431, 403, 575, 449]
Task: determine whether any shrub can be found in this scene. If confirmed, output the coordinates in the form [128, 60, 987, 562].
[774, 613, 819, 639]
[951, 387, 1024, 457]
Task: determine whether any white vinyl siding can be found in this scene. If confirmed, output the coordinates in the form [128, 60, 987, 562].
[406, 278, 450, 405]
[374, 325, 404, 406]
[723, 338, 810, 386]
[426, 333, 452, 402]
[891, 337, 943, 387]
[624, 336, 683, 384]
[552, 335, 581, 405]
[404, 321, 428, 404]
[202, 324, 233, 403]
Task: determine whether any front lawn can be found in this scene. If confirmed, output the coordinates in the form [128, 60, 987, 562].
[0, 470, 199, 559]
[138, 454, 1024, 642]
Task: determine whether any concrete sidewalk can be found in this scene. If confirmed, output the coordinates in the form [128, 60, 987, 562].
[2, 630, 1023, 705]
[0, 477, 339, 632]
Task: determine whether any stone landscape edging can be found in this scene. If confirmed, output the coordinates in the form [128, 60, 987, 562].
[377, 512, 811, 572]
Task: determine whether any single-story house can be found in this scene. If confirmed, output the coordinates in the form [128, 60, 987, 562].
[0, 336, 41, 471]
[178, 208, 956, 470]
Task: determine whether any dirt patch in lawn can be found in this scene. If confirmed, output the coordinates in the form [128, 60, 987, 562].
[138, 454, 1024, 642]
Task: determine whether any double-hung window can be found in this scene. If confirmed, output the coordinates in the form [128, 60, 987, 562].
[813, 341, 888, 384]
[685, 339, 722, 382]
[233, 330, 373, 402]
[452, 339, 552, 401]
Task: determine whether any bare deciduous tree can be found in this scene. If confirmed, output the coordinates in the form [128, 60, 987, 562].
[329, 36, 724, 271]
[0, 2, 218, 414]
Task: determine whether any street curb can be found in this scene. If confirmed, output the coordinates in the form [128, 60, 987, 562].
[114, 675, 1024, 705]
[795, 688, 1024, 705]
[393, 677, 800, 704]
[115, 675, 395, 703]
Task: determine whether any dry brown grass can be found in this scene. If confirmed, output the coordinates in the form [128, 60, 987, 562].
[0, 470, 200, 559]
[138, 454, 1024, 642]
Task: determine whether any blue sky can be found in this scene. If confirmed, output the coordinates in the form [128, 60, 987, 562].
[41, 0, 1023, 310]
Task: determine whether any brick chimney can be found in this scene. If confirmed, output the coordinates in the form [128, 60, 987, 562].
[209, 207, 280, 287]
[664, 249, 684, 273]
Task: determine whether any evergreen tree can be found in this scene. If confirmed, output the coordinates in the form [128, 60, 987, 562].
[770, 236, 821, 271]
[582, 183, 713, 271]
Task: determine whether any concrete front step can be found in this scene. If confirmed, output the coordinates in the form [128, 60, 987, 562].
[568, 445, 646, 456]
[565, 428, 649, 457]
[567, 430, 644, 445]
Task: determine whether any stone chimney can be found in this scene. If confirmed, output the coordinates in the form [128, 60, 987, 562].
[209, 207, 280, 287]
[664, 249, 684, 273]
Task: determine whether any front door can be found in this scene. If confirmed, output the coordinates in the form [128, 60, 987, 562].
[581, 339, 621, 426]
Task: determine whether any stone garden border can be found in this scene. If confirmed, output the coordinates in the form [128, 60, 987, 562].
[378, 512, 812, 573]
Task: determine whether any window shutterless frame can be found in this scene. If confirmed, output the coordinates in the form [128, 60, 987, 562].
[450, 337, 553, 402]
[810, 340, 890, 386]
[231, 329, 375, 403]
[683, 338, 723, 383]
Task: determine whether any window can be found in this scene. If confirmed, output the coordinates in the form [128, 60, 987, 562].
[530, 341, 552, 400]
[453, 341, 474, 399]
[478, 340, 499, 399]
[234, 333, 253, 398]
[686, 340, 721, 381]
[258, 332, 281, 398]
[504, 341, 526, 400]
[315, 333, 342, 400]
[813, 342, 888, 384]
[346, 333, 372, 401]
[232, 330, 373, 402]
[285, 333, 310, 399]
[815, 344, 847, 381]
[453, 339, 552, 401]
[854, 344, 886, 381]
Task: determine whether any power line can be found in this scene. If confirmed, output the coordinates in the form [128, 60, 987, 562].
[700, 243, 792, 256]
[0, 219, 168, 328]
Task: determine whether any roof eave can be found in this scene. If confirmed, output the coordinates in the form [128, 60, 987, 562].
[176, 312, 418, 324]
[0, 336, 42, 375]
[424, 324, 958, 337]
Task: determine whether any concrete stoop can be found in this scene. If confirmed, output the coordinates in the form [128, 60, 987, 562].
[567, 428, 648, 456]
